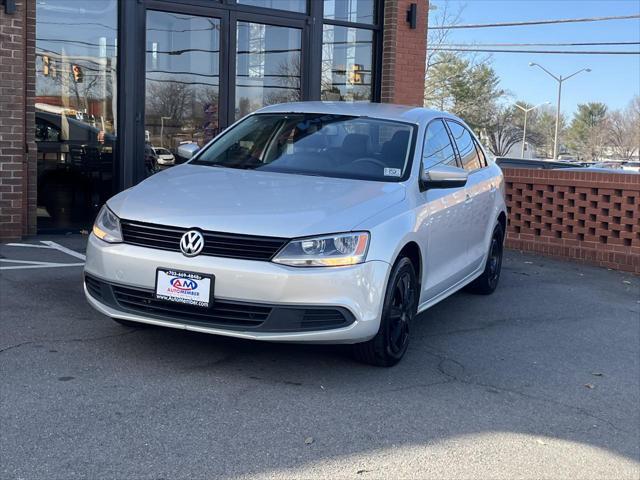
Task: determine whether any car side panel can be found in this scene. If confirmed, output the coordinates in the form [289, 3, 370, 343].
[465, 167, 496, 269]
[419, 186, 471, 300]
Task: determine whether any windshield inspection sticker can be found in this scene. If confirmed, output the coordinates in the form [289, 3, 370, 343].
[384, 168, 402, 177]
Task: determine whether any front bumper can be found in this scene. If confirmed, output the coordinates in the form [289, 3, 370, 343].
[84, 234, 390, 343]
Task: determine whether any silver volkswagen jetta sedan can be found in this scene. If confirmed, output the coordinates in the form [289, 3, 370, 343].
[85, 102, 507, 366]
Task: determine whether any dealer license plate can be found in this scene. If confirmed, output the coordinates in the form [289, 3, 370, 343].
[155, 269, 213, 308]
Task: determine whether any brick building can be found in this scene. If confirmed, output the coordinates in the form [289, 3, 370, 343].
[0, 0, 428, 240]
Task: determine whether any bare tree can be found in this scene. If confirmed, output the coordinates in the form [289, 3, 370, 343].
[146, 80, 191, 122]
[425, 1, 493, 107]
[265, 56, 302, 106]
[608, 96, 640, 160]
[484, 107, 522, 157]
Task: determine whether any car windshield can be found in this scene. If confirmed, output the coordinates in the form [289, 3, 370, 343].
[191, 113, 415, 182]
[155, 148, 170, 155]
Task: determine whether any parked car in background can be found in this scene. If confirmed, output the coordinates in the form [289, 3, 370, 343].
[144, 144, 159, 175]
[85, 102, 507, 366]
[495, 157, 581, 170]
[152, 146, 176, 166]
[589, 161, 624, 170]
[35, 111, 116, 229]
[622, 161, 640, 173]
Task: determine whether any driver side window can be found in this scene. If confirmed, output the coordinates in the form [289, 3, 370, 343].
[422, 120, 458, 170]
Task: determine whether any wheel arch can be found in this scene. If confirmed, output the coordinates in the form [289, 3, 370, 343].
[396, 241, 422, 289]
[497, 210, 507, 235]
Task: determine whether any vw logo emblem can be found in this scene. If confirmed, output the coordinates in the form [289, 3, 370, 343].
[180, 230, 204, 257]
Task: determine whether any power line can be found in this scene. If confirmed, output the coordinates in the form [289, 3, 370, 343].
[432, 14, 640, 30]
[430, 47, 640, 55]
[441, 41, 640, 47]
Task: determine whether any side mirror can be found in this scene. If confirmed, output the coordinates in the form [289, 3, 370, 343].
[177, 143, 200, 160]
[420, 164, 468, 189]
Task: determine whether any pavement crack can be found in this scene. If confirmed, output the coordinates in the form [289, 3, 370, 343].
[458, 378, 631, 435]
[422, 345, 631, 435]
[0, 341, 36, 354]
[0, 328, 141, 356]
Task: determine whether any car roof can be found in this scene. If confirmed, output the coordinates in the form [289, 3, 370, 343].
[254, 101, 457, 125]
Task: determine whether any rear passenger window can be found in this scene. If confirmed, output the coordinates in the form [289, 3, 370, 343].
[474, 139, 487, 167]
[422, 120, 458, 169]
[446, 121, 482, 171]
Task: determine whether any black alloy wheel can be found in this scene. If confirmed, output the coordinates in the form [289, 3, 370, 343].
[353, 257, 418, 367]
[466, 223, 504, 295]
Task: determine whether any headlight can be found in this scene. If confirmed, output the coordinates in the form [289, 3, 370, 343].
[92, 205, 122, 243]
[273, 232, 369, 267]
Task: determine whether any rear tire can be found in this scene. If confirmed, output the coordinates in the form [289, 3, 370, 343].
[352, 257, 418, 367]
[466, 223, 504, 295]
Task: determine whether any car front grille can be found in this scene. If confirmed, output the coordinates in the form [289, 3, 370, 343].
[120, 220, 288, 261]
[111, 282, 270, 327]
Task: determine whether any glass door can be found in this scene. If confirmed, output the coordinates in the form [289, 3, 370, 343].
[140, 6, 308, 179]
[143, 9, 226, 177]
[35, 0, 118, 232]
[234, 20, 303, 119]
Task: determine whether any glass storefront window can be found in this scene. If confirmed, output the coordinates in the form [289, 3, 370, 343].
[237, 0, 307, 14]
[324, 0, 375, 24]
[235, 22, 302, 119]
[144, 11, 221, 177]
[35, 0, 118, 231]
[321, 25, 373, 101]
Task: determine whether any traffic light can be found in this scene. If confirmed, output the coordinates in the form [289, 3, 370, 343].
[72, 64, 83, 83]
[349, 64, 364, 85]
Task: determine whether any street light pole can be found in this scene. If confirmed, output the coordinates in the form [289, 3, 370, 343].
[514, 101, 550, 158]
[529, 63, 591, 159]
[160, 116, 171, 147]
[554, 79, 562, 160]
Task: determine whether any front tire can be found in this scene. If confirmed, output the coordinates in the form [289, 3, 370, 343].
[352, 257, 418, 367]
[466, 223, 504, 295]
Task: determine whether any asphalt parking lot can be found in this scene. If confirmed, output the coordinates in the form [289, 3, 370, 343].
[1, 235, 639, 479]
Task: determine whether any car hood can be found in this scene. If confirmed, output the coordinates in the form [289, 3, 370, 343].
[108, 164, 406, 238]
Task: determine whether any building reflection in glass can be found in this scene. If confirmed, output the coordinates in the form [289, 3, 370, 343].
[235, 22, 302, 119]
[144, 11, 221, 177]
[35, 0, 118, 231]
[321, 25, 372, 102]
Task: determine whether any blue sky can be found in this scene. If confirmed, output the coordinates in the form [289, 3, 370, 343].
[433, 0, 640, 117]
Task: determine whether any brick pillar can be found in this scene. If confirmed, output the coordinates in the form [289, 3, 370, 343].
[0, 0, 36, 241]
[380, 0, 428, 106]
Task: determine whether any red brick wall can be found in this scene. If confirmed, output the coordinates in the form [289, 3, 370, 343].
[503, 168, 640, 273]
[0, 0, 36, 241]
[381, 0, 428, 106]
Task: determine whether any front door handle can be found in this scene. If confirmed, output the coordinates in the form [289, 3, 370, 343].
[465, 193, 473, 204]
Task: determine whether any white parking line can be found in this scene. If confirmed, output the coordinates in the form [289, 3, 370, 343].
[0, 259, 67, 265]
[1, 240, 86, 271]
[5, 243, 53, 249]
[40, 241, 87, 261]
[0, 263, 84, 271]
